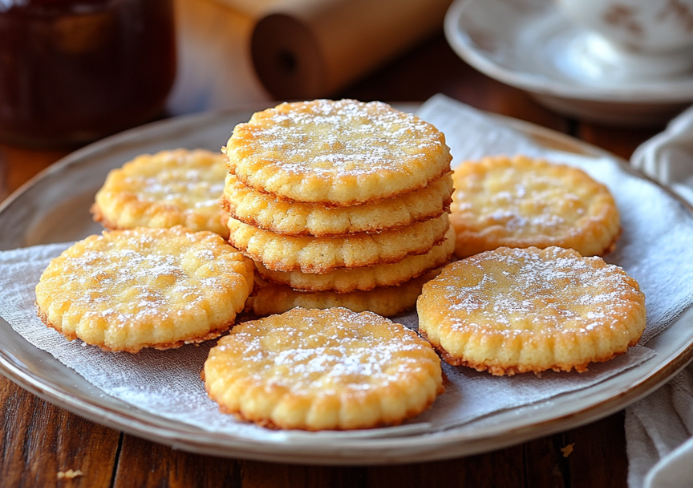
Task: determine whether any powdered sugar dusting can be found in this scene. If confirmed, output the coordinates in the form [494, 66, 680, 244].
[441, 248, 643, 333]
[452, 157, 610, 239]
[41, 229, 243, 329]
[69, 250, 199, 325]
[238, 100, 444, 177]
[133, 166, 225, 210]
[220, 309, 434, 394]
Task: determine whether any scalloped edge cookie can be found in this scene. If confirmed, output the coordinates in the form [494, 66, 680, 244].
[36, 227, 254, 352]
[417, 246, 646, 375]
[221, 172, 453, 236]
[450, 155, 620, 257]
[92, 148, 229, 238]
[250, 270, 441, 317]
[224, 100, 452, 206]
[227, 213, 450, 273]
[204, 307, 443, 430]
[255, 225, 455, 292]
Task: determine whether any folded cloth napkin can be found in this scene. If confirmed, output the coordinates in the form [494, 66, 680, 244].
[632, 107, 693, 205]
[628, 107, 693, 488]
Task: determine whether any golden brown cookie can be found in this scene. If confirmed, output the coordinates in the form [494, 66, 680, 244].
[224, 100, 452, 206]
[450, 155, 620, 257]
[221, 172, 453, 236]
[417, 246, 646, 375]
[250, 271, 440, 317]
[227, 213, 450, 273]
[92, 149, 229, 237]
[35, 227, 254, 352]
[255, 225, 455, 292]
[204, 307, 443, 430]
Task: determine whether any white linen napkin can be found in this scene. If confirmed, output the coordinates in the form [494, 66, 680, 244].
[632, 107, 693, 206]
[627, 106, 693, 488]
[0, 95, 692, 448]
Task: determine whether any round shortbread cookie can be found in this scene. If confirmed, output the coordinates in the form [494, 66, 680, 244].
[221, 172, 453, 236]
[35, 227, 254, 353]
[92, 149, 229, 237]
[450, 155, 620, 258]
[204, 307, 443, 430]
[227, 213, 450, 273]
[417, 247, 646, 376]
[250, 271, 440, 317]
[224, 99, 452, 205]
[255, 225, 455, 293]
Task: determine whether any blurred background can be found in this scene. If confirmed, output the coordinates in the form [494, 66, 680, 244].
[3, 1, 693, 487]
[4, 0, 686, 151]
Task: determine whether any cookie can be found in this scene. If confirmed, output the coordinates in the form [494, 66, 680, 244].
[449, 155, 620, 257]
[92, 149, 229, 237]
[417, 246, 646, 375]
[35, 227, 254, 352]
[250, 271, 440, 317]
[204, 307, 443, 430]
[227, 213, 450, 273]
[224, 100, 452, 205]
[221, 172, 453, 236]
[255, 225, 455, 292]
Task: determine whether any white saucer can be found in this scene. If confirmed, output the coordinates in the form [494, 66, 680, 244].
[444, 0, 693, 126]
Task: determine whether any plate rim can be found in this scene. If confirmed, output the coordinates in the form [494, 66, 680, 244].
[2, 104, 693, 465]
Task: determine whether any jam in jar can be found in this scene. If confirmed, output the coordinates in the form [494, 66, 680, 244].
[0, 0, 176, 146]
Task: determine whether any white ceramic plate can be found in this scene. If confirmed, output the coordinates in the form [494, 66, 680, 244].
[1, 107, 693, 465]
[444, 0, 693, 126]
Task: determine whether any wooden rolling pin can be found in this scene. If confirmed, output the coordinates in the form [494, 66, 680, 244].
[250, 0, 453, 99]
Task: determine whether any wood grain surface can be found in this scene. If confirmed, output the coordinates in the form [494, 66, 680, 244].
[0, 0, 664, 485]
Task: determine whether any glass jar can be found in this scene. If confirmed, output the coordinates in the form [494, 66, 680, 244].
[0, 0, 176, 146]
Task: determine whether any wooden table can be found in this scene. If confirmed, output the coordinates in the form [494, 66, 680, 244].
[0, 1, 663, 486]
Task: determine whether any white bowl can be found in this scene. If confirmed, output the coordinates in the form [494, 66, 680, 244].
[444, 0, 693, 126]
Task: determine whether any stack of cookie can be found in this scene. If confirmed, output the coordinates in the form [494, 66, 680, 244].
[221, 99, 455, 316]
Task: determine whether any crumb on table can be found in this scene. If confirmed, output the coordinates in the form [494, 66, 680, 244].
[561, 443, 575, 457]
[57, 469, 83, 480]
